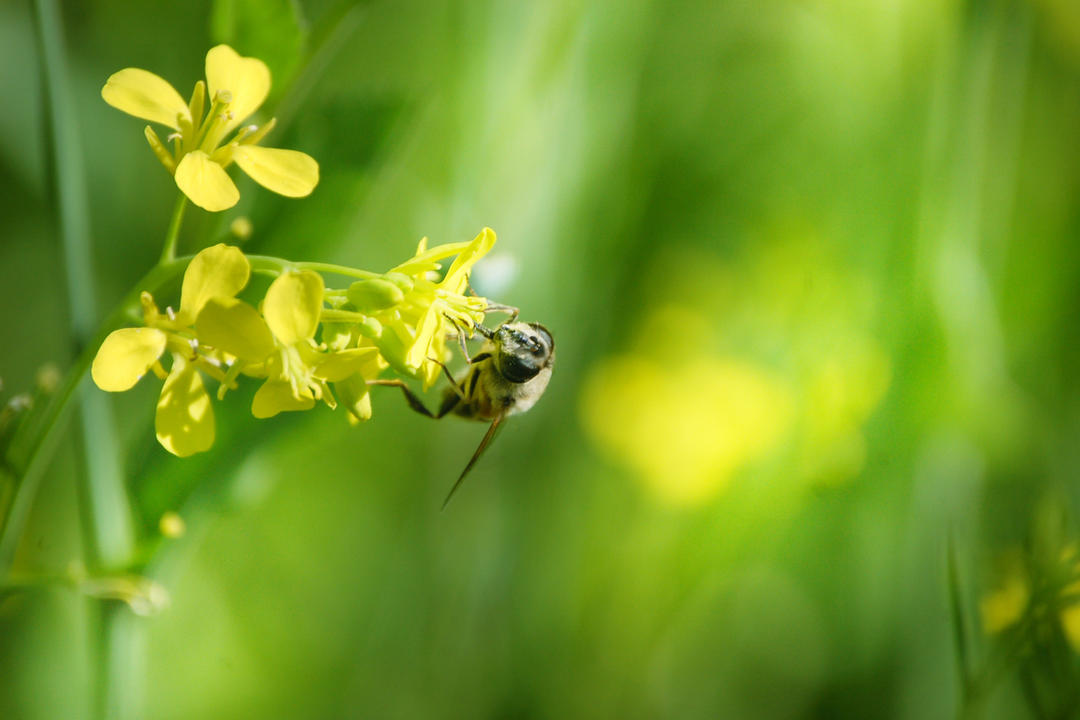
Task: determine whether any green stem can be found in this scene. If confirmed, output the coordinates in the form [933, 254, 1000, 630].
[947, 531, 973, 702]
[0, 571, 71, 593]
[320, 308, 371, 323]
[293, 260, 380, 280]
[246, 255, 381, 280]
[160, 193, 189, 264]
[0, 259, 189, 575]
[30, 0, 133, 601]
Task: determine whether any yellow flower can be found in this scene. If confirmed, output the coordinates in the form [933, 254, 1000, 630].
[102, 45, 318, 212]
[980, 546, 1080, 653]
[980, 561, 1030, 634]
[91, 244, 250, 456]
[1060, 579, 1080, 650]
[364, 228, 493, 389]
[580, 343, 793, 505]
[90, 230, 503, 455]
[196, 271, 380, 419]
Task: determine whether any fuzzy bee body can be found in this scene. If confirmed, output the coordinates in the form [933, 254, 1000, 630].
[440, 322, 555, 421]
[374, 319, 554, 507]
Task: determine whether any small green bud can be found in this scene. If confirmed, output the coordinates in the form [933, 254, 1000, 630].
[230, 216, 253, 240]
[159, 511, 185, 538]
[322, 322, 355, 351]
[383, 272, 414, 294]
[35, 363, 61, 393]
[347, 278, 405, 312]
[373, 327, 412, 376]
[355, 316, 383, 339]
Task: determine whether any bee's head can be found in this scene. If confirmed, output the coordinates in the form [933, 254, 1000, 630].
[492, 321, 554, 383]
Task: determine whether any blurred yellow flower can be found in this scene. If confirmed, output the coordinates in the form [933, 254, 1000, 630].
[1060, 580, 1080, 649]
[102, 45, 318, 211]
[581, 309, 794, 505]
[979, 562, 1029, 634]
[980, 546, 1080, 653]
[578, 230, 893, 504]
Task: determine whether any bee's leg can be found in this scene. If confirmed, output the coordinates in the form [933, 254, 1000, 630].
[443, 313, 494, 360]
[427, 357, 467, 401]
[436, 387, 462, 418]
[483, 303, 519, 323]
[456, 330, 471, 361]
[367, 379, 436, 419]
[437, 314, 493, 366]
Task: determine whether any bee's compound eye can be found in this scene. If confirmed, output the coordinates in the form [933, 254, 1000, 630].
[497, 350, 541, 383]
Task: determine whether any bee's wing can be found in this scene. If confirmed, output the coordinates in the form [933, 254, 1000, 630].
[441, 413, 504, 510]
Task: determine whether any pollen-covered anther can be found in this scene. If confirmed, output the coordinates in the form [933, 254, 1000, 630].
[234, 125, 258, 143]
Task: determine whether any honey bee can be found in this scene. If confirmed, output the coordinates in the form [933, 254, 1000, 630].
[373, 310, 555, 508]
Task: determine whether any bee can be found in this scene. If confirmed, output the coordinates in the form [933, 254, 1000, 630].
[372, 310, 555, 508]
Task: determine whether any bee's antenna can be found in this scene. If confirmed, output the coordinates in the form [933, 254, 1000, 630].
[474, 323, 495, 340]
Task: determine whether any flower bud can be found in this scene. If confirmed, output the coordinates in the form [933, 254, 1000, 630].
[347, 278, 405, 312]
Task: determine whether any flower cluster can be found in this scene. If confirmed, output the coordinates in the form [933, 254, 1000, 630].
[91, 229, 496, 456]
[102, 45, 318, 211]
[980, 544, 1080, 650]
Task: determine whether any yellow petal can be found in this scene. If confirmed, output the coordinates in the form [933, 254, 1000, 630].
[405, 307, 440, 369]
[174, 151, 240, 212]
[156, 357, 215, 457]
[232, 145, 319, 198]
[205, 45, 270, 133]
[263, 271, 324, 345]
[195, 297, 275, 361]
[316, 347, 381, 382]
[420, 337, 446, 391]
[91, 328, 168, 392]
[252, 379, 315, 418]
[1062, 601, 1080, 652]
[442, 227, 496, 292]
[177, 244, 251, 326]
[101, 68, 191, 130]
[390, 241, 472, 276]
[980, 574, 1029, 634]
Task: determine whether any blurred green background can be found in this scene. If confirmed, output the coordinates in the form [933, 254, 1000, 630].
[3, 0, 1080, 717]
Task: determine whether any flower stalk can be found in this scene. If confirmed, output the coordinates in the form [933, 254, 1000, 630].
[160, 193, 189, 264]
